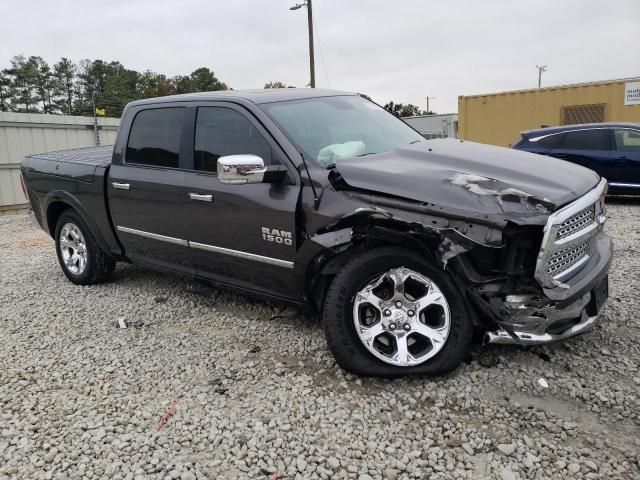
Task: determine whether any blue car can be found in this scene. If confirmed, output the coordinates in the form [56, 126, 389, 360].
[513, 122, 640, 194]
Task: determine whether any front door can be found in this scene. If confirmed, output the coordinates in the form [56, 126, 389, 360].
[108, 105, 194, 274]
[181, 104, 300, 298]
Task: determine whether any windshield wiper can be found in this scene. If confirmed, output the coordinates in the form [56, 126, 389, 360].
[409, 140, 423, 144]
[355, 152, 376, 157]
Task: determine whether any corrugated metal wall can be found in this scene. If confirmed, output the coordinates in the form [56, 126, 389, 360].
[403, 113, 458, 139]
[458, 78, 640, 147]
[0, 112, 120, 210]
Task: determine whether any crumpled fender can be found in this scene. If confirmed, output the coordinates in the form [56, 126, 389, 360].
[294, 203, 505, 308]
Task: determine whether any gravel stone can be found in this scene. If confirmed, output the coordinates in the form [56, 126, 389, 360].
[568, 463, 581, 474]
[1, 205, 639, 480]
[497, 443, 517, 456]
[499, 467, 517, 480]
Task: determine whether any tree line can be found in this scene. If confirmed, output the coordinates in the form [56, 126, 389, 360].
[0, 55, 228, 117]
[382, 101, 432, 117]
[0, 55, 434, 118]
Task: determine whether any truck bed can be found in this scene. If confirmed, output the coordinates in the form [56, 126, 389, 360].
[21, 142, 125, 259]
[23, 145, 113, 183]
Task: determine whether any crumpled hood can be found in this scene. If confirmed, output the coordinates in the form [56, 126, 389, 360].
[332, 138, 600, 221]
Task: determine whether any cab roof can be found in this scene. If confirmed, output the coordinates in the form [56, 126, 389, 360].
[127, 88, 357, 107]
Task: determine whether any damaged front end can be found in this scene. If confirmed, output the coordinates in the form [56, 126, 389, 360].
[483, 292, 597, 345]
[305, 163, 611, 347]
[481, 178, 611, 345]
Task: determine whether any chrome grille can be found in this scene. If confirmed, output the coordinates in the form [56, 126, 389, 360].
[556, 206, 595, 240]
[546, 241, 589, 277]
[535, 179, 607, 288]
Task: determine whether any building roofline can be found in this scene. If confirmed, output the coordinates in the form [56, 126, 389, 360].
[458, 77, 640, 100]
[403, 113, 458, 119]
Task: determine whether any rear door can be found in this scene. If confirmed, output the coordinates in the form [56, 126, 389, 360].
[611, 128, 640, 186]
[180, 103, 300, 298]
[108, 104, 194, 273]
[550, 128, 614, 180]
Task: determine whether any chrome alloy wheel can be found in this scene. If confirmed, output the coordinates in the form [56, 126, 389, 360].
[59, 223, 88, 275]
[352, 267, 451, 367]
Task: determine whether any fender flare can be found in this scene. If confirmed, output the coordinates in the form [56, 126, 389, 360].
[43, 190, 115, 258]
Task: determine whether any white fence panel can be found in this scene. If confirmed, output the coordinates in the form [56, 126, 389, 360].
[0, 112, 119, 209]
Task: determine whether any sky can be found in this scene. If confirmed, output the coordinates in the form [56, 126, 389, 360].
[1, 0, 639, 113]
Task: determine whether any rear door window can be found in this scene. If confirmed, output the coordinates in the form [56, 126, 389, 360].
[561, 129, 609, 150]
[126, 108, 185, 168]
[613, 129, 640, 151]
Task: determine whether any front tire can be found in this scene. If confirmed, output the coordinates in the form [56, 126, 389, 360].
[323, 246, 472, 377]
[55, 210, 115, 285]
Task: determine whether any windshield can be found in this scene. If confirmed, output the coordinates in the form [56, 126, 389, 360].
[260, 95, 425, 168]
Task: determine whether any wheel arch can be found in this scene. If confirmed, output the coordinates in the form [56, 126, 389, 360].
[44, 191, 115, 258]
[304, 220, 451, 312]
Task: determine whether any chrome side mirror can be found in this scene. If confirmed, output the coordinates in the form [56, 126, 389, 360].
[217, 155, 266, 184]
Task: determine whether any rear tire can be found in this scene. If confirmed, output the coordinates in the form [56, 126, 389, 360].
[323, 246, 472, 377]
[55, 209, 115, 285]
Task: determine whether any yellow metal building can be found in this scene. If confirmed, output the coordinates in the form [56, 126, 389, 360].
[458, 77, 640, 147]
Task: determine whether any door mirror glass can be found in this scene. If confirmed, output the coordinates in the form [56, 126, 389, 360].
[217, 154, 266, 184]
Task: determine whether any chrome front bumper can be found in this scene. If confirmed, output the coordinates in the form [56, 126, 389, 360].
[485, 308, 600, 345]
[485, 272, 609, 346]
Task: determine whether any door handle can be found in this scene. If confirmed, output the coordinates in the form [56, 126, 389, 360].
[112, 182, 130, 190]
[189, 193, 213, 202]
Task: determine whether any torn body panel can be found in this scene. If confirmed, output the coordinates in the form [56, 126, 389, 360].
[311, 192, 504, 265]
[449, 172, 555, 214]
[297, 185, 507, 312]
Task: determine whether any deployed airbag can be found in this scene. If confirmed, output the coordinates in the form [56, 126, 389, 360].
[317, 141, 365, 167]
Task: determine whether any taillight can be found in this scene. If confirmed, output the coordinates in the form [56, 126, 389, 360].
[19, 173, 29, 202]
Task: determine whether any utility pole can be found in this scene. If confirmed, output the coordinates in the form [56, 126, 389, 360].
[426, 96, 436, 114]
[536, 65, 548, 88]
[91, 87, 100, 147]
[290, 0, 315, 88]
[307, 0, 315, 88]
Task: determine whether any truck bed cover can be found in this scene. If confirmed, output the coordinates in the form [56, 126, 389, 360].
[26, 145, 113, 167]
[24, 145, 113, 183]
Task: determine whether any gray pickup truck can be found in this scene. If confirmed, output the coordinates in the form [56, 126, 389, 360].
[21, 88, 612, 376]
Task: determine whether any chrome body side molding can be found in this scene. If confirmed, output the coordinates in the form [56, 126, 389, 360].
[117, 226, 188, 246]
[190, 241, 294, 269]
[116, 226, 294, 269]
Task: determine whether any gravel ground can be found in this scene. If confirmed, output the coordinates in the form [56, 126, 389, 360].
[0, 203, 639, 480]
